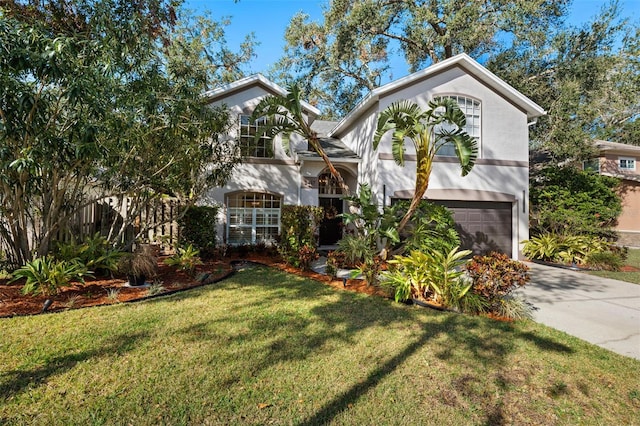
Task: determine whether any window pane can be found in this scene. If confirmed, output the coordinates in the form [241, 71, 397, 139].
[433, 95, 481, 156]
[239, 114, 272, 158]
[227, 193, 282, 244]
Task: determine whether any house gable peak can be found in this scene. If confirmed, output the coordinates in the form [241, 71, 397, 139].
[203, 74, 321, 117]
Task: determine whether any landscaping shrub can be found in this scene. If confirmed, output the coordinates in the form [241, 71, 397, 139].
[340, 184, 400, 285]
[164, 244, 204, 277]
[585, 251, 624, 271]
[529, 166, 621, 239]
[465, 252, 532, 319]
[279, 205, 323, 270]
[11, 256, 90, 297]
[396, 200, 461, 254]
[381, 246, 476, 312]
[325, 250, 346, 278]
[54, 233, 123, 276]
[522, 233, 608, 265]
[337, 234, 373, 267]
[178, 205, 220, 258]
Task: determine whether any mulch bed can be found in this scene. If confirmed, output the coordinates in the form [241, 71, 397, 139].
[0, 254, 389, 318]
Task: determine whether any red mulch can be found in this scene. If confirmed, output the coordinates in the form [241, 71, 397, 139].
[0, 254, 389, 318]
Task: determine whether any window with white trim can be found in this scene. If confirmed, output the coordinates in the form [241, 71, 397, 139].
[227, 192, 281, 245]
[434, 95, 481, 157]
[239, 114, 272, 158]
[618, 157, 636, 171]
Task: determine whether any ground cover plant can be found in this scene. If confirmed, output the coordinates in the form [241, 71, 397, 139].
[1, 266, 639, 425]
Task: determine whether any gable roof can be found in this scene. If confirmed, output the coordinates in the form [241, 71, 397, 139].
[595, 139, 640, 154]
[330, 53, 546, 137]
[202, 74, 321, 117]
[296, 119, 359, 160]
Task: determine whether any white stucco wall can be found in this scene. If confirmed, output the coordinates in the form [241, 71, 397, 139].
[374, 67, 529, 162]
[338, 65, 531, 258]
[337, 105, 381, 202]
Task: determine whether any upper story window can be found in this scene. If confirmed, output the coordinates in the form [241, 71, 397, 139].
[618, 157, 636, 171]
[583, 158, 600, 173]
[434, 95, 481, 157]
[239, 114, 272, 158]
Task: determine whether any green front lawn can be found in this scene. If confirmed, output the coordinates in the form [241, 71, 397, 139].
[587, 248, 640, 284]
[1, 266, 639, 425]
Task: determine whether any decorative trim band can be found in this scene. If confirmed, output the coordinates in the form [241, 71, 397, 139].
[378, 153, 528, 168]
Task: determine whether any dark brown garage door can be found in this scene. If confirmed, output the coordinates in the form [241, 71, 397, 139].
[433, 200, 512, 257]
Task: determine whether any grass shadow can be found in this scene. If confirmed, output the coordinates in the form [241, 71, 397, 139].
[0, 331, 149, 399]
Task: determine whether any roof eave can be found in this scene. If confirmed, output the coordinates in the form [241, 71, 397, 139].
[202, 74, 321, 118]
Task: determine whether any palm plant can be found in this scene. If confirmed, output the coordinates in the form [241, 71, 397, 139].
[373, 98, 478, 233]
[250, 83, 349, 194]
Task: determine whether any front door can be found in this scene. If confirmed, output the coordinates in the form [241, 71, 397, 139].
[318, 197, 343, 245]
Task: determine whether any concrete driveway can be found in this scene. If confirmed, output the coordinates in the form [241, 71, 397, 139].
[518, 262, 640, 360]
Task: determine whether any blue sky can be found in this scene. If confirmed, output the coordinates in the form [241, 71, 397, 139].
[185, 0, 639, 78]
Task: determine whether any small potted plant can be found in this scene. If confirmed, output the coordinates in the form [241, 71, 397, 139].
[117, 246, 158, 286]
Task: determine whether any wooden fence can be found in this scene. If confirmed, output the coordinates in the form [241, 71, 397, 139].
[58, 196, 182, 253]
[0, 197, 182, 267]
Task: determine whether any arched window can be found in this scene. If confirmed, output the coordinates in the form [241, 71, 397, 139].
[226, 192, 281, 244]
[318, 172, 342, 195]
[434, 95, 481, 157]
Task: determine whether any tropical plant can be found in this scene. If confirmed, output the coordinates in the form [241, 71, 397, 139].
[341, 184, 400, 257]
[325, 251, 344, 278]
[381, 250, 432, 303]
[250, 83, 349, 194]
[422, 246, 473, 307]
[373, 98, 478, 232]
[465, 252, 530, 318]
[441, 277, 489, 315]
[522, 233, 609, 265]
[396, 200, 460, 254]
[55, 233, 123, 276]
[164, 245, 204, 277]
[11, 257, 90, 297]
[464, 252, 533, 320]
[296, 244, 319, 271]
[381, 246, 471, 306]
[337, 234, 375, 268]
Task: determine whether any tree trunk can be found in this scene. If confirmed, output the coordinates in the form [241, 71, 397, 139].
[396, 154, 432, 234]
[309, 137, 351, 196]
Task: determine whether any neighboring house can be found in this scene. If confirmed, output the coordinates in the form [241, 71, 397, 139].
[202, 53, 545, 260]
[585, 140, 640, 247]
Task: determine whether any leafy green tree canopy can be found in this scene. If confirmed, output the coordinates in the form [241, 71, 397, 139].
[273, 0, 569, 117]
[488, 0, 640, 161]
[0, 0, 250, 265]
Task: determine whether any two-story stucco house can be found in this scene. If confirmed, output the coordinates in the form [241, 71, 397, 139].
[202, 53, 546, 259]
[585, 140, 640, 246]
